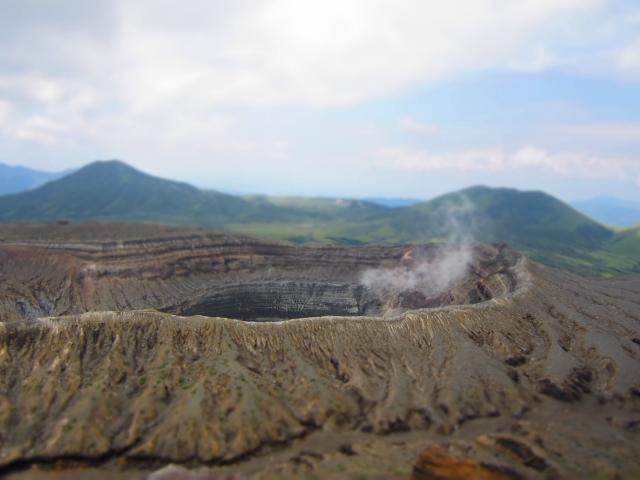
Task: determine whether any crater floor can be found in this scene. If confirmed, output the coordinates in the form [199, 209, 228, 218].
[0, 223, 639, 479]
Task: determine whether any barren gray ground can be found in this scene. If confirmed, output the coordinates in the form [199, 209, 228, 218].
[0, 223, 639, 479]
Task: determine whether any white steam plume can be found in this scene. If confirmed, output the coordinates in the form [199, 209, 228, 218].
[360, 194, 477, 298]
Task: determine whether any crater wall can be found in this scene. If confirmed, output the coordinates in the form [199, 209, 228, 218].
[0, 223, 518, 323]
[0, 224, 638, 478]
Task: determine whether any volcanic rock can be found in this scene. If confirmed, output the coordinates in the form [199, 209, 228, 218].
[0, 222, 639, 479]
[0, 222, 515, 323]
[413, 445, 522, 479]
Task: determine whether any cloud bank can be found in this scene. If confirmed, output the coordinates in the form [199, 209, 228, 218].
[0, 0, 633, 142]
[376, 145, 640, 184]
[0, 0, 638, 198]
[400, 118, 439, 136]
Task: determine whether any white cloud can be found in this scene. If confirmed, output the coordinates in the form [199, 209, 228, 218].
[0, 0, 611, 112]
[0, 0, 637, 180]
[0, 99, 12, 125]
[400, 118, 439, 136]
[546, 122, 640, 144]
[376, 145, 640, 182]
[118, 0, 605, 108]
[269, 140, 291, 160]
[509, 45, 557, 72]
[13, 116, 73, 146]
[617, 38, 640, 72]
[0, 71, 240, 151]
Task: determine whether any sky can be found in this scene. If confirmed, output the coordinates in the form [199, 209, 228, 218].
[0, 0, 639, 201]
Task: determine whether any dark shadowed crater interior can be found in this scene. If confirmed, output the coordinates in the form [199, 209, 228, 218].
[0, 222, 519, 324]
[160, 244, 517, 321]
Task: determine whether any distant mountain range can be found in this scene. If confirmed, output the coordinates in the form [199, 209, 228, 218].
[570, 197, 640, 227]
[0, 161, 393, 228]
[3, 161, 640, 227]
[0, 160, 638, 277]
[0, 163, 75, 195]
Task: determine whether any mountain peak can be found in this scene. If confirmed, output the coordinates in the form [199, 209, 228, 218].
[0, 159, 230, 224]
[75, 159, 147, 178]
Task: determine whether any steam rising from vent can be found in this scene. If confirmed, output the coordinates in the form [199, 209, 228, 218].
[359, 195, 478, 311]
[433, 193, 477, 243]
[360, 245, 474, 297]
[1, 221, 518, 325]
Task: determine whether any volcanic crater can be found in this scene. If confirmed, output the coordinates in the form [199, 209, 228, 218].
[0, 223, 516, 323]
[0, 222, 639, 479]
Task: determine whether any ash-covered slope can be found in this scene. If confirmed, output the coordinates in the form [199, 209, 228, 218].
[0, 224, 639, 479]
[0, 223, 514, 323]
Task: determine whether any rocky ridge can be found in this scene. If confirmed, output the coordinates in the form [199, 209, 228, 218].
[0, 223, 638, 478]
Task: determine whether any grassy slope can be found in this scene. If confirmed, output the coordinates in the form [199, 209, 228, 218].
[0, 161, 336, 227]
[0, 161, 638, 277]
[231, 187, 639, 277]
[607, 225, 640, 256]
[0, 161, 240, 224]
[241, 195, 387, 224]
[0, 162, 392, 228]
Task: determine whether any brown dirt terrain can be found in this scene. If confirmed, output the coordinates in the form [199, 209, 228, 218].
[0, 222, 639, 479]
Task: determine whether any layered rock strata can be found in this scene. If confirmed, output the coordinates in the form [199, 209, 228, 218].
[0, 223, 638, 478]
[0, 223, 515, 323]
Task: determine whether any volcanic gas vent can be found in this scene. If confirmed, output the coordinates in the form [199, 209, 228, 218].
[0, 223, 520, 323]
[159, 243, 518, 321]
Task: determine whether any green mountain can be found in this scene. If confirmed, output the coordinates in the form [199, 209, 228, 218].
[0, 160, 385, 226]
[0, 160, 638, 277]
[0, 160, 246, 225]
[605, 225, 640, 260]
[242, 195, 387, 222]
[234, 186, 627, 276]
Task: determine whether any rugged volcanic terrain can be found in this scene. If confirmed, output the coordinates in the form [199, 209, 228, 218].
[0, 223, 639, 479]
